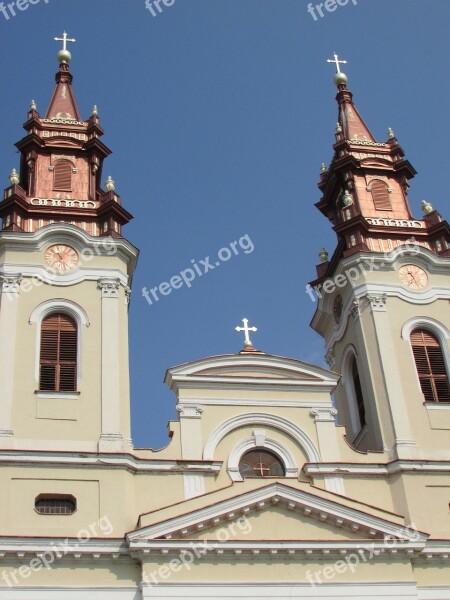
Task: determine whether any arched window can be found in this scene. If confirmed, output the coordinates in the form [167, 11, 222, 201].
[411, 329, 450, 403]
[238, 449, 285, 478]
[351, 357, 367, 428]
[53, 160, 73, 192]
[371, 180, 392, 211]
[39, 314, 77, 392]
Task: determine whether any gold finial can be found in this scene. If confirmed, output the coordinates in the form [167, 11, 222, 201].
[319, 248, 328, 263]
[30, 99, 37, 111]
[321, 163, 327, 174]
[421, 200, 433, 215]
[9, 169, 19, 186]
[388, 127, 395, 139]
[105, 176, 116, 192]
[92, 105, 98, 117]
[336, 122, 342, 134]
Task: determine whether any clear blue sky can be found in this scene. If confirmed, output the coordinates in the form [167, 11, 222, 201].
[1, 0, 449, 448]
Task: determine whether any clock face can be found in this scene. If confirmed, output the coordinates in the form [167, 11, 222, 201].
[333, 294, 343, 324]
[44, 244, 79, 272]
[398, 264, 428, 290]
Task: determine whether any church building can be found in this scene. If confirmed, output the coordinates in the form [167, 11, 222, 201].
[0, 37, 449, 599]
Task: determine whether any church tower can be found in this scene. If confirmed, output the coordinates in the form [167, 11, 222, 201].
[0, 35, 138, 452]
[310, 57, 450, 459]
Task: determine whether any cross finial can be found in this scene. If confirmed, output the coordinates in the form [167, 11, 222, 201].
[54, 31, 76, 64]
[235, 318, 257, 350]
[327, 53, 347, 74]
[54, 31, 76, 52]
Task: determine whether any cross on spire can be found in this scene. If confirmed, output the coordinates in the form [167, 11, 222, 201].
[54, 31, 76, 52]
[327, 53, 347, 74]
[235, 318, 257, 349]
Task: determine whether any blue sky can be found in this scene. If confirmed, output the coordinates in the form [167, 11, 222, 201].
[1, 0, 449, 448]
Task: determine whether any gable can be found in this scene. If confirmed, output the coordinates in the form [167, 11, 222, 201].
[185, 504, 371, 542]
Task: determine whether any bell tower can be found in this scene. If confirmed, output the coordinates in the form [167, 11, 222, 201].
[0, 34, 138, 452]
[310, 57, 450, 459]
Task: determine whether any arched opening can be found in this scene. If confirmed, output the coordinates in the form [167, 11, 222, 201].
[411, 329, 450, 403]
[371, 180, 392, 211]
[39, 313, 77, 392]
[238, 449, 285, 478]
[53, 160, 73, 192]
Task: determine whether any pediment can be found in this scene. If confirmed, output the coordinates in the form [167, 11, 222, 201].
[165, 353, 339, 391]
[128, 482, 426, 546]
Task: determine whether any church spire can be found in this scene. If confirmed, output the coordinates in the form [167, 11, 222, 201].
[0, 33, 133, 237]
[311, 57, 450, 284]
[45, 32, 81, 121]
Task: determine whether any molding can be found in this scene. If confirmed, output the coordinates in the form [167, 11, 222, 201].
[227, 434, 298, 482]
[35, 391, 80, 400]
[401, 316, 450, 341]
[139, 583, 422, 600]
[29, 299, 90, 385]
[173, 397, 335, 409]
[303, 460, 450, 476]
[0, 263, 130, 287]
[203, 413, 321, 463]
[0, 273, 23, 293]
[128, 482, 427, 543]
[310, 408, 338, 423]
[424, 402, 450, 410]
[0, 450, 222, 474]
[0, 589, 140, 600]
[98, 277, 120, 298]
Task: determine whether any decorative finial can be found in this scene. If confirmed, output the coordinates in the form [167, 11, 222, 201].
[336, 122, 342, 134]
[320, 163, 327, 174]
[105, 176, 116, 192]
[235, 318, 257, 350]
[54, 31, 76, 64]
[319, 248, 328, 263]
[388, 127, 395, 139]
[342, 189, 353, 207]
[92, 105, 98, 117]
[9, 169, 19, 186]
[327, 53, 348, 86]
[30, 99, 37, 111]
[421, 200, 433, 215]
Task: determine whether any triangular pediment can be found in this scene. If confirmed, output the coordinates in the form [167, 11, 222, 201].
[128, 482, 427, 546]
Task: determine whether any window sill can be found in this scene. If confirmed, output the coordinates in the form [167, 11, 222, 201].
[424, 402, 450, 410]
[35, 391, 80, 400]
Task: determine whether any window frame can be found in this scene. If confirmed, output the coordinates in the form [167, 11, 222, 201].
[410, 328, 450, 403]
[39, 313, 78, 392]
[53, 159, 73, 192]
[35, 494, 77, 516]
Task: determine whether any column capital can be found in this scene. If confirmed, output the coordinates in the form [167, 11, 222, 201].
[0, 273, 23, 294]
[325, 347, 335, 369]
[176, 404, 204, 418]
[98, 277, 120, 298]
[310, 407, 338, 422]
[366, 293, 387, 312]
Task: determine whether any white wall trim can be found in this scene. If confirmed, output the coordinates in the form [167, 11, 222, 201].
[227, 434, 298, 482]
[29, 299, 90, 386]
[203, 413, 321, 463]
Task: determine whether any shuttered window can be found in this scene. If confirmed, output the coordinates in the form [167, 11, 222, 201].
[411, 329, 450, 403]
[352, 357, 367, 428]
[53, 160, 72, 192]
[40, 314, 77, 392]
[371, 180, 392, 211]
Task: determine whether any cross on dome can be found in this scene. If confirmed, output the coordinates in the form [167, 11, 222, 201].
[54, 31, 76, 64]
[327, 53, 347, 74]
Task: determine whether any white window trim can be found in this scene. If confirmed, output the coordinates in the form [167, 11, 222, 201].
[401, 317, 450, 401]
[29, 299, 90, 387]
[203, 413, 321, 463]
[340, 344, 364, 437]
[228, 431, 298, 482]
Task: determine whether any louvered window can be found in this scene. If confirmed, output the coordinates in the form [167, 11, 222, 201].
[352, 357, 367, 428]
[411, 329, 450, 403]
[40, 314, 77, 392]
[53, 160, 72, 192]
[371, 180, 392, 211]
